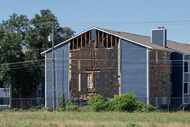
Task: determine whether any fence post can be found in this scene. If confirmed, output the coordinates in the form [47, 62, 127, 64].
[167, 97, 170, 112]
[155, 97, 159, 109]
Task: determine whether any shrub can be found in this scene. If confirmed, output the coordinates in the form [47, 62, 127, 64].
[107, 93, 138, 112]
[147, 104, 156, 112]
[136, 101, 146, 112]
[136, 101, 156, 112]
[57, 98, 66, 111]
[65, 101, 78, 111]
[88, 94, 107, 111]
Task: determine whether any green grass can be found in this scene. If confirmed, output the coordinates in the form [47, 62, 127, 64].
[0, 111, 190, 127]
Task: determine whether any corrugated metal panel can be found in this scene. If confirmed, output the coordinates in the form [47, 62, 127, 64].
[120, 39, 148, 102]
[45, 43, 70, 108]
[45, 52, 53, 108]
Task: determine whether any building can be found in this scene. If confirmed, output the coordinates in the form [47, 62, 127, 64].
[41, 27, 190, 108]
[0, 88, 11, 109]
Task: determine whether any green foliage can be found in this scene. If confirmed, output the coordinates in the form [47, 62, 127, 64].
[88, 95, 107, 111]
[147, 104, 156, 112]
[136, 101, 156, 112]
[0, 9, 74, 97]
[107, 93, 138, 112]
[64, 101, 78, 111]
[57, 98, 78, 112]
[136, 101, 146, 112]
[86, 93, 156, 112]
[0, 28, 24, 88]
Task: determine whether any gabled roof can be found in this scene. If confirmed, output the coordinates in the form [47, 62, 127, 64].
[97, 27, 171, 51]
[99, 27, 190, 54]
[41, 26, 190, 54]
[167, 41, 190, 54]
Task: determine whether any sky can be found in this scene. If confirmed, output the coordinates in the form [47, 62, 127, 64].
[0, 0, 190, 43]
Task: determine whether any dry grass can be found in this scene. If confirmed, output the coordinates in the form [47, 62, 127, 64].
[0, 111, 190, 127]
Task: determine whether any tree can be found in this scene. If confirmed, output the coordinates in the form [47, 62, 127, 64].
[0, 10, 75, 98]
[0, 27, 24, 88]
[0, 14, 32, 97]
[25, 9, 75, 98]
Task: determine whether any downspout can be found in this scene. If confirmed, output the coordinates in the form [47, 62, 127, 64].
[118, 39, 122, 95]
[44, 54, 47, 108]
[146, 49, 150, 105]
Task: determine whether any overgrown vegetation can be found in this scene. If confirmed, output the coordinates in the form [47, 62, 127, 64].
[0, 10, 75, 98]
[88, 93, 155, 112]
[88, 94, 107, 111]
[69, 93, 156, 112]
[107, 93, 139, 112]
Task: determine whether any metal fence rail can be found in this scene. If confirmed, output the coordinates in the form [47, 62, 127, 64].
[11, 98, 44, 109]
[0, 96, 190, 112]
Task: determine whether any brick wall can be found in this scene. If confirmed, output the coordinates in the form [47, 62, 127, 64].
[70, 47, 119, 99]
[149, 50, 172, 105]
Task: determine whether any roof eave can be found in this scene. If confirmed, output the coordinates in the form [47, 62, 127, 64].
[93, 27, 153, 49]
[41, 26, 154, 55]
[41, 27, 95, 55]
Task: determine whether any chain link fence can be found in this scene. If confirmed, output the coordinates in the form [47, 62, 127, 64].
[0, 96, 190, 112]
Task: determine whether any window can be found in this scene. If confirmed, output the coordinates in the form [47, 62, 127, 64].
[184, 55, 190, 60]
[183, 55, 190, 104]
[184, 83, 190, 95]
[184, 62, 188, 72]
[184, 73, 190, 83]
[184, 83, 188, 94]
[87, 73, 94, 89]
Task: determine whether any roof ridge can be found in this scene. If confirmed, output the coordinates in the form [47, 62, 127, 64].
[97, 27, 150, 37]
[97, 27, 190, 45]
[41, 26, 190, 54]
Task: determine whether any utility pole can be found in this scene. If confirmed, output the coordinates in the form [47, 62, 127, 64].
[51, 22, 56, 111]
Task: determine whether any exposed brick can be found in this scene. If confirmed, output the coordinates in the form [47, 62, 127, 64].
[149, 50, 172, 105]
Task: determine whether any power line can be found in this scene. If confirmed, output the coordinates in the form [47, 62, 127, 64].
[0, 57, 188, 67]
[0, 59, 44, 66]
[91, 19, 190, 24]
[30, 19, 190, 25]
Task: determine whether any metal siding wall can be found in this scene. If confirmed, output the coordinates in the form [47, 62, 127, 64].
[152, 29, 167, 47]
[45, 53, 53, 108]
[45, 43, 70, 108]
[62, 43, 70, 100]
[120, 39, 148, 102]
